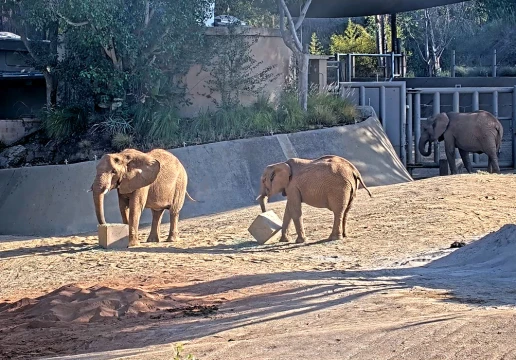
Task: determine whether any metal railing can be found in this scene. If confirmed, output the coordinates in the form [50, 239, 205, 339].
[331, 53, 406, 83]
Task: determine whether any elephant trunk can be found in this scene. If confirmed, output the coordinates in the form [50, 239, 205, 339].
[418, 136, 432, 157]
[92, 174, 111, 225]
[257, 195, 268, 213]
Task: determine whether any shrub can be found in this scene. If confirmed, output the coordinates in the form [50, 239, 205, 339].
[42, 106, 88, 140]
[111, 133, 134, 151]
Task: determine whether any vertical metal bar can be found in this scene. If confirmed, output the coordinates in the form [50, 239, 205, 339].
[352, 55, 356, 79]
[380, 86, 386, 131]
[451, 50, 456, 77]
[512, 86, 516, 168]
[359, 86, 366, 106]
[492, 91, 499, 117]
[493, 49, 497, 77]
[453, 91, 460, 112]
[452, 91, 460, 160]
[400, 82, 407, 166]
[347, 54, 352, 82]
[433, 92, 441, 164]
[414, 93, 421, 163]
[472, 92, 480, 164]
[336, 53, 341, 82]
[407, 93, 413, 164]
[390, 52, 395, 80]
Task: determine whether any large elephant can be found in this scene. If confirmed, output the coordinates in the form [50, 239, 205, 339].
[90, 148, 196, 247]
[256, 155, 372, 244]
[418, 110, 503, 174]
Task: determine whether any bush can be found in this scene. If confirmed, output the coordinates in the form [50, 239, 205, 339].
[41, 106, 88, 140]
[454, 65, 516, 77]
[111, 133, 134, 151]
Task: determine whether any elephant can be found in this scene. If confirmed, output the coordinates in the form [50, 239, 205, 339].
[256, 155, 372, 244]
[418, 110, 503, 175]
[90, 148, 196, 247]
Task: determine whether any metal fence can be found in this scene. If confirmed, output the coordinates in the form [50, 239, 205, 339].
[339, 81, 516, 172]
[330, 53, 406, 83]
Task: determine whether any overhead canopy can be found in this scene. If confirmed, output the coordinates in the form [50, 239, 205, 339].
[288, 0, 467, 18]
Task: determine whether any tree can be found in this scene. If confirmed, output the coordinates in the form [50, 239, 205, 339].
[330, 19, 377, 77]
[204, 26, 280, 108]
[309, 32, 324, 55]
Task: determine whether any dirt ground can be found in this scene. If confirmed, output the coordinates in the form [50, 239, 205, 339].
[1, 173, 516, 360]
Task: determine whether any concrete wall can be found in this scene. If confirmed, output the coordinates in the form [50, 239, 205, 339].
[0, 116, 412, 237]
[0, 119, 40, 145]
[179, 27, 293, 118]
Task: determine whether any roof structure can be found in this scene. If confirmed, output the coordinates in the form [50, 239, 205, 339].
[288, 0, 467, 18]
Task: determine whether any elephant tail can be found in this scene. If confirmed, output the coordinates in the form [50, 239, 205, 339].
[355, 172, 372, 198]
[185, 190, 199, 203]
[496, 124, 503, 155]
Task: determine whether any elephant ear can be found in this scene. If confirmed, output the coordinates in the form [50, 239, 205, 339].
[269, 162, 291, 197]
[118, 152, 160, 194]
[432, 112, 450, 141]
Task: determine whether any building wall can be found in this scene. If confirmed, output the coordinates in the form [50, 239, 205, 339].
[179, 27, 293, 118]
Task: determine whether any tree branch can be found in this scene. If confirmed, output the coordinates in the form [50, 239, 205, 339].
[277, 1, 297, 53]
[278, 0, 302, 52]
[294, 0, 312, 31]
[54, 9, 89, 27]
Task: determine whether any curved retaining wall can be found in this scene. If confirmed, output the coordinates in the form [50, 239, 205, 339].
[0, 117, 413, 236]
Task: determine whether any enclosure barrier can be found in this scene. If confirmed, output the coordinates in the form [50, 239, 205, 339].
[407, 86, 516, 171]
[331, 52, 406, 82]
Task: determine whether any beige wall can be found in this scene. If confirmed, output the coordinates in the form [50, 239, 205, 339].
[179, 27, 293, 118]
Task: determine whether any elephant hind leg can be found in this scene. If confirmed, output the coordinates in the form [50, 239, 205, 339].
[486, 149, 501, 174]
[342, 192, 355, 238]
[166, 211, 180, 242]
[147, 209, 164, 243]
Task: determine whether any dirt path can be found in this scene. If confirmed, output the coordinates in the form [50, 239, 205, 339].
[1, 173, 516, 359]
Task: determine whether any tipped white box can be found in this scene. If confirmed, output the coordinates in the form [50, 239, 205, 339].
[248, 210, 283, 244]
[98, 223, 129, 249]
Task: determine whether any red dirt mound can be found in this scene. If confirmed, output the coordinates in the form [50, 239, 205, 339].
[0, 283, 216, 325]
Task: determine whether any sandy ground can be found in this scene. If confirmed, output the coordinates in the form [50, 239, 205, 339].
[2, 173, 516, 359]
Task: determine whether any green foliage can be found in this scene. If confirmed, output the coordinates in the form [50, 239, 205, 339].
[309, 32, 324, 55]
[172, 343, 196, 360]
[41, 106, 88, 140]
[111, 133, 134, 151]
[329, 19, 378, 77]
[205, 26, 280, 109]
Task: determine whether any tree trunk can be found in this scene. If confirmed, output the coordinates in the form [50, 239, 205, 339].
[297, 51, 309, 111]
[43, 71, 57, 109]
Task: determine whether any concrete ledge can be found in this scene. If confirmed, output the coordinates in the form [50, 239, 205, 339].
[0, 117, 412, 236]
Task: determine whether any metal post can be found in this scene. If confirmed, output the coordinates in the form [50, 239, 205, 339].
[407, 93, 413, 164]
[472, 91, 480, 164]
[402, 53, 407, 77]
[400, 82, 407, 166]
[433, 92, 441, 164]
[452, 91, 460, 160]
[380, 86, 386, 131]
[347, 54, 353, 82]
[390, 52, 395, 80]
[414, 93, 422, 163]
[492, 91, 499, 117]
[451, 50, 456, 77]
[512, 86, 516, 168]
[352, 55, 356, 79]
[493, 49, 497, 78]
[359, 86, 366, 106]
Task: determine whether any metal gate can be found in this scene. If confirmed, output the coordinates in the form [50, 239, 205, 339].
[407, 86, 516, 171]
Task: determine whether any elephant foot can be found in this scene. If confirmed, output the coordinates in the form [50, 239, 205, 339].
[128, 240, 140, 247]
[328, 234, 344, 241]
[146, 235, 161, 243]
[166, 235, 179, 242]
[279, 235, 290, 243]
[295, 236, 306, 244]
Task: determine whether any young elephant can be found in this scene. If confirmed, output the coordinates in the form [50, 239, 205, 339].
[256, 155, 372, 243]
[418, 110, 503, 174]
[90, 148, 196, 247]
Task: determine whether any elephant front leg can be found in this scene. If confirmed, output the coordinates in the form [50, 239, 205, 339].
[128, 191, 148, 247]
[458, 149, 473, 174]
[445, 141, 458, 175]
[287, 199, 306, 244]
[117, 192, 130, 224]
[280, 205, 293, 243]
[147, 209, 164, 243]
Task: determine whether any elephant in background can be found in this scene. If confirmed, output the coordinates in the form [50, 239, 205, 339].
[418, 110, 503, 174]
[256, 155, 372, 244]
[90, 148, 196, 247]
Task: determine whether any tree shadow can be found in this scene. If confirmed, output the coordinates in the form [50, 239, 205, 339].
[0, 242, 96, 259]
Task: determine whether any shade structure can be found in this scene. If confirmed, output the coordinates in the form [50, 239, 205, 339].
[288, 0, 467, 18]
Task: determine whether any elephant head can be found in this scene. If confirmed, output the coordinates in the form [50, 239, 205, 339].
[255, 162, 291, 213]
[91, 149, 160, 224]
[418, 112, 450, 157]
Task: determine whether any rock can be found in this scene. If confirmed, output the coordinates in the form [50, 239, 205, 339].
[0, 145, 28, 168]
